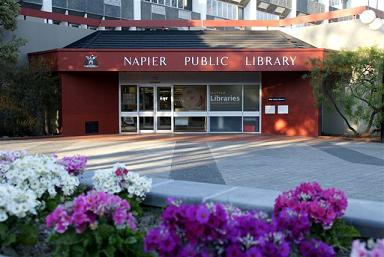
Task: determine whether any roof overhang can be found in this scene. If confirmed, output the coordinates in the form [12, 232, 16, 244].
[29, 48, 326, 72]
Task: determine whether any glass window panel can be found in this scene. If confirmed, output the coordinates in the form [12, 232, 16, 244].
[172, 0, 177, 7]
[139, 87, 154, 111]
[157, 117, 171, 130]
[121, 117, 137, 132]
[207, 0, 213, 15]
[158, 0, 164, 4]
[140, 117, 154, 130]
[243, 117, 259, 132]
[210, 117, 242, 132]
[157, 87, 171, 111]
[217, 1, 222, 17]
[165, 0, 170, 5]
[223, 3, 228, 18]
[243, 85, 260, 111]
[210, 85, 242, 111]
[174, 117, 206, 132]
[121, 85, 137, 112]
[178, 0, 183, 8]
[174, 85, 206, 111]
[212, 0, 217, 16]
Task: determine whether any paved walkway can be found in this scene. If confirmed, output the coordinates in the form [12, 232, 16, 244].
[1, 134, 383, 202]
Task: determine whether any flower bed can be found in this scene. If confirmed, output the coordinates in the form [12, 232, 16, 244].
[0, 150, 383, 257]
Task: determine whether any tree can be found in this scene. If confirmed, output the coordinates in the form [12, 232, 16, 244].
[309, 47, 384, 136]
[0, 58, 60, 136]
[0, 0, 24, 68]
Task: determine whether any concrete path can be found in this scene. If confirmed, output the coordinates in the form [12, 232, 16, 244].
[1, 134, 383, 202]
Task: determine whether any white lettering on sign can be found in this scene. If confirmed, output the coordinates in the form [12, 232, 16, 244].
[210, 95, 241, 102]
[123, 56, 167, 66]
[245, 56, 297, 66]
[184, 56, 229, 66]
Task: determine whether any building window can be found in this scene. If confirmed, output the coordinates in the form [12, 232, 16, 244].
[121, 85, 137, 112]
[121, 117, 137, 132]
[209, 85, 242, 111]
[243, 117, 260, 132]
[207, 0, 238, 19]
[142, 0, 186, 9]
[210, 117, 242, 132]
[174, 85, 207, 111]
[256, 10, 279, 20]
[243, 85, 260, 111]
[174, 117, 206, 132]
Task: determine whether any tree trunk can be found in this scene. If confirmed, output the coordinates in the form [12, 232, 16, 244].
[364, 110, 378, 135]
[44, 110, 49, 135]
[325, 89, 359, 135]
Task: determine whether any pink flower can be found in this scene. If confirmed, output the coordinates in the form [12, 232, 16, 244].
[46, 191, 137, 234]
[351, 240, 369, 257]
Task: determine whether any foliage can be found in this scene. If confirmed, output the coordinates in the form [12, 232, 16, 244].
[0, 58, 60, 136]
[47, 191, 149, 257]
[308, 47, 384, 135]
[0, 0, 19, 30]
[0, 216, 38, 247]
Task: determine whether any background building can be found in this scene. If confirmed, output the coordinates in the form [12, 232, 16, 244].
[17, 0, 383, 29]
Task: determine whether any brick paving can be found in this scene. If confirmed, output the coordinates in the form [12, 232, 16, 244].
[0, 134, 383, 202]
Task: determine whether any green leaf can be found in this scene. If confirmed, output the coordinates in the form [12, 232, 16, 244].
[15, 222, 38, 245]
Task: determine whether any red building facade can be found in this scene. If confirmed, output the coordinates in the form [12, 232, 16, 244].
[30, 31, 325, 137]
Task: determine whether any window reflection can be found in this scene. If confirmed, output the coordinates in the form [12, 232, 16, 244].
[121, 85, 137, 112]
[174, 85, 206, 111]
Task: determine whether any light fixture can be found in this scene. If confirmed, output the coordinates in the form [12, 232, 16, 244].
[359, 10, 376, 24]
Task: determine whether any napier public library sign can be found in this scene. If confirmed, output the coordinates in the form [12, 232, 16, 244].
[122, 55, 297, 67]
[49, 49, 324, 71]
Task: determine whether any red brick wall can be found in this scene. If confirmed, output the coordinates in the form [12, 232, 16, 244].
[261, 72, 319, 137]
[60, 72, 119, 136]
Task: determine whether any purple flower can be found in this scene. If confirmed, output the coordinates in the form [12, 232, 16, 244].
[196, 205, 210, 224]
[272, 208, 310, 243]
[274, 182, 348, 228]
[59, 155, 87, 176]
[226, 244, 244, 257]
[246, 247, 262, 257]
[299, 239, 335, 257]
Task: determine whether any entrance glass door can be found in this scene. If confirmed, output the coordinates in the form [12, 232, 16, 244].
[139, 86, 155, 132]
[157, 86, 173, 132]
[138, 85, 173, 133]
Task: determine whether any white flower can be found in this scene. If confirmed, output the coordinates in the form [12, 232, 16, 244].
[0, 184, 38, 222]
[2, 154, 80, 201]
[92, 163, 152, 201]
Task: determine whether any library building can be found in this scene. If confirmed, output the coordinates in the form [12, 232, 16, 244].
[30, 30, 326, 137]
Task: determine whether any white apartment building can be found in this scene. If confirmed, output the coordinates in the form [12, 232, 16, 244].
[18, 0, 383, 26]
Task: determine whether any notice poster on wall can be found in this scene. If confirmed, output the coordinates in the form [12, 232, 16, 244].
[265, 105, 276, 114]
[278, 105, 289, 114]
